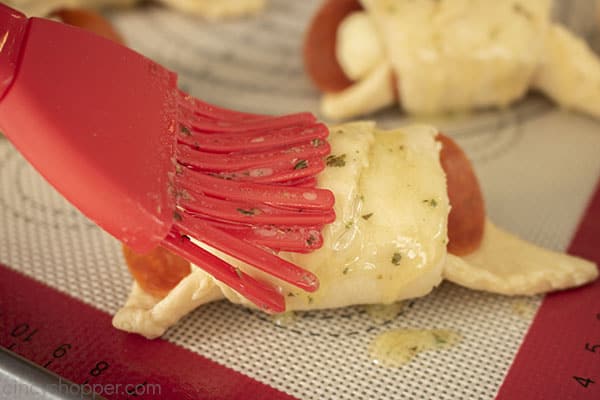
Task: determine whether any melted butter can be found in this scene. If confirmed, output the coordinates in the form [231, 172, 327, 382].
[270, 311, 296, 327]
[267, 123, 449, 310]
[364, 301, 405, 323]
[511, 299, 537, 319]
[357, 126, 448, 303]
[370, 329, 460, 367]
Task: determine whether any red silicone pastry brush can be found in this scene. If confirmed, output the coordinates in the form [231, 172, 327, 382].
[0, 4, 336, 313]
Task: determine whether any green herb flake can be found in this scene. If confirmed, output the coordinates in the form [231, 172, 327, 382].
[362, 213, 374, 220]
[306, 234, 317, 246]
[326, 154, 347, 167]
[345, 221, 354, 229]
[432, 332, 448, 345]
[237, 208, 260, 216]
[287, 292, 296, 297]
[177, 189, 191, 201]
[180, 125, 192, 136]
[513, 3, 532, 19]
[294, 159, 308, 170]
[308, 296, 314, 304]
[343, 267, 349, 275]
[173, 211, 183, 221]
[489, 26, 500, 39]
[391, 252, 402, 266]
[423, 199, 438, 208]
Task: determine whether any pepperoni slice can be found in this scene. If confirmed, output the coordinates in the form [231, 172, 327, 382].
[54, 8, 124, 44]
[122, 245, 192, 298]
[303, 0, 363, 93]
[437, 134, 486, 256]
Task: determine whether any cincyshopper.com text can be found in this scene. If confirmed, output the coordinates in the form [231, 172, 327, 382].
[0, 377, 162, 399]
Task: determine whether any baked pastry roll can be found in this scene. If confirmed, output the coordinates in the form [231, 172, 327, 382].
[113, 122, 597, 338]
[304, 0, 600, 120]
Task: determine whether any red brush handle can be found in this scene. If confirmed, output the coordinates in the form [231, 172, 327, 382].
[0, 5, 27, 100]
[0, 6, 178, 252]
[0, 4, 333, 312]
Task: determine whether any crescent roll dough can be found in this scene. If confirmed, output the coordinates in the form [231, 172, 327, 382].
[157, 0, 265, 19]
[321, 0, 600, 120]
[113, 122, 597, 338]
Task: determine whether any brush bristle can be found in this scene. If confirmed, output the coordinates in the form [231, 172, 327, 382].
[166, 92, 334, 297]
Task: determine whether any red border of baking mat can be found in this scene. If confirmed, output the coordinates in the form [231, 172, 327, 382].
[0, 266, 297, 400]
[497, 179, 600, 400]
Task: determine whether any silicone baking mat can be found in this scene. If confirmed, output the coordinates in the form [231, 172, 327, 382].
[0, 1, 599, 399]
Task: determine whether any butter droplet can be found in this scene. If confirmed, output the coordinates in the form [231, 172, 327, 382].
[370, 329, 460, 367]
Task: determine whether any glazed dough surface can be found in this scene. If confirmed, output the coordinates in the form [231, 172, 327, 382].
[205, 122, 450, 310]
